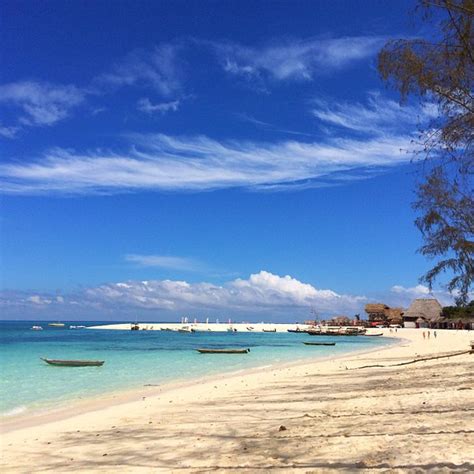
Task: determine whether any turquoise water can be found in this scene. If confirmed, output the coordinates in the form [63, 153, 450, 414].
[0, 321, 394, 417]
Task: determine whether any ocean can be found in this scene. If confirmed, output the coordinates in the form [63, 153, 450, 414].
[0, 321, 394, 417]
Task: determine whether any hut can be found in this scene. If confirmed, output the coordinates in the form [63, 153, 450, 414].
[365, 304, 404, 326]
[365, 304, 390, 325]
[403, 298, 442, 328]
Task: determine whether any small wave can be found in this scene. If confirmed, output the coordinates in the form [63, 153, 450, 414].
[2, 405, 27, 417]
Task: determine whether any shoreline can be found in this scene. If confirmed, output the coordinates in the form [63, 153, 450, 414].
[1, 328, 472, 472]
[1, 334, 399, 433]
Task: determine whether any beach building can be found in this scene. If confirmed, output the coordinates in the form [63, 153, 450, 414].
[403, 298, 442, 328]
[365, 304, 404, 326]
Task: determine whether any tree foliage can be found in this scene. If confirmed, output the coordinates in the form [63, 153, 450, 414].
[442, 300, 474, 317]
[378, 0, 473, 305]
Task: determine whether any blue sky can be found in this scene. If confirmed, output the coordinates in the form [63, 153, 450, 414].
[0, 0, 451, 320]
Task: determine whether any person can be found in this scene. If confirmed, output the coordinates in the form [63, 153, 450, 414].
[423, 331, 426, 339]
[427, 331, 431, 339]
[434, 330, 437, 339]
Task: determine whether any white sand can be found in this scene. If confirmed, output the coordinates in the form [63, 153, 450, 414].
[1, 328, 473, 472]
[87, 322, 316, 332]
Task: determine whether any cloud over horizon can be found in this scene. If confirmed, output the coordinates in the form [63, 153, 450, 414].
[0, 270, 366, 318]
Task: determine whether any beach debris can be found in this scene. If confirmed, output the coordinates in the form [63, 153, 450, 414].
[279, 425, 287, 431]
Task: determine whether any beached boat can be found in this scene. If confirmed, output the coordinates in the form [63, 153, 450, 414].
[41, 358, 104, 367]
[31, 325, 43, 330]
[303, 341, 336, 346]
[365, 333, 383, 336]
[48, 322, 65, 327]
[246, 326, 254, 331]
[262, 328, 276, 332]
[196, 348, 250, 354]
[287, 328, 304, 333]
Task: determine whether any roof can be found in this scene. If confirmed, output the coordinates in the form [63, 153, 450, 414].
[365, 303, 389, 313]
[404, 298, 442, 322]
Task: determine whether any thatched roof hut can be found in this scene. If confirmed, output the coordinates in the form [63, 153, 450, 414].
[404, 298, 442, 322]
[365, 303, 389, 313]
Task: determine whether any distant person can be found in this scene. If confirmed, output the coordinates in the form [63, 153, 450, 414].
[434, 330, 437, 338]
[423, 331, 426, 339]
[427, 331, 431, 339]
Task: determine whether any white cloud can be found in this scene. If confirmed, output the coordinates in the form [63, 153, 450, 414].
[137, 97, 180, 114]
[0, 124, 20, 139]
[312, 92, 438, 134]
[0, 81, 86, 127]
[27, 295, 52, 305]
[0, 271, 366, 316]
[207, 36, 384, 82]
[0, 131, 414, 195]
[97, 44, 182, 97]
[125, 254, 202, 271]
[390, 284, 458, 307]
[83, 270, 367, 313]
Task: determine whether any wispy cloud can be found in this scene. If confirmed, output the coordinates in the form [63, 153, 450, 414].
[312, 92, 438, 135]
[137, 98, 180, 115]
[0, 81, 86, 130]
[206, 36, 384, 83]
[125, 254, 202, 271]
[0, 131, 415, 195]
[96, 44, 182, 97]
[0, 124, 20, 139]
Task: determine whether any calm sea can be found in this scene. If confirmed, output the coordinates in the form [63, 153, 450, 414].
[0, 320, 394, 417]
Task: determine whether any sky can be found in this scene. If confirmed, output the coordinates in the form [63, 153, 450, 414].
[0, 0, 454, 321]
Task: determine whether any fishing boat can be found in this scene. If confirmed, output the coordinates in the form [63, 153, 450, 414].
[287, 328, 304, 333]
[262, 328, 276, 332]
[31, 325, 43, 330]
[196, 348, 250, 354]
[41, 358, 104, 367]
[365, 332, 383, 336]
[303, 341, 336, 346]
[178, 327, 195, 333]
[246, 326, 254, 331]
[48, 322, 65, 327]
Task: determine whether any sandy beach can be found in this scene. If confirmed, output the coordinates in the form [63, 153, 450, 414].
[1, 328, 473, 473]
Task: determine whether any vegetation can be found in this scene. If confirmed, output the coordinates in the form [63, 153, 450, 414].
[378, 0, 473, 305]
[442, 300, 474, 318]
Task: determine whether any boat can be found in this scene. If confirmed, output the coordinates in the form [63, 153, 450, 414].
[196, 348, 250, 354]
[262, 328, 276, 332]
[131, 324, 140, 331]
[41, 358, 104, 367]
[31, 325, 43, 330]
[287, 328, 304, 333]
[246, 326, 254, 331]
[178, 327, 195, 333]
[365, 332, 383, 336]
[303, 342, 336, 346]
[48, 322, 65, 327]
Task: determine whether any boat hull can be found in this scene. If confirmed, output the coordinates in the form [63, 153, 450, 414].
[41, 358, 104, 367]
[196, 348, 250, 354]
[303, 342, 336, 346]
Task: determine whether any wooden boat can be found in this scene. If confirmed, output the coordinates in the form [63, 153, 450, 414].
[48, 322, 65, 327]
[196, 348, 250, 354]
[178, 327, 195, 333]
[41, 358, 104, 367]
[365, 333, 383, 336]
[287, 329, 303, 333]
[303, 342, 336, 346]
[262, 328, 276, 332]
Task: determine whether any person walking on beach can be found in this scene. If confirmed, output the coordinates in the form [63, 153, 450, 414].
[434, 330, 437, 338]
[427, 331, 431, 339]
[423, 331, 426, 339]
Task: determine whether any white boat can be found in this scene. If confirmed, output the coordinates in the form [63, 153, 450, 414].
[31, 325, 43, 330]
